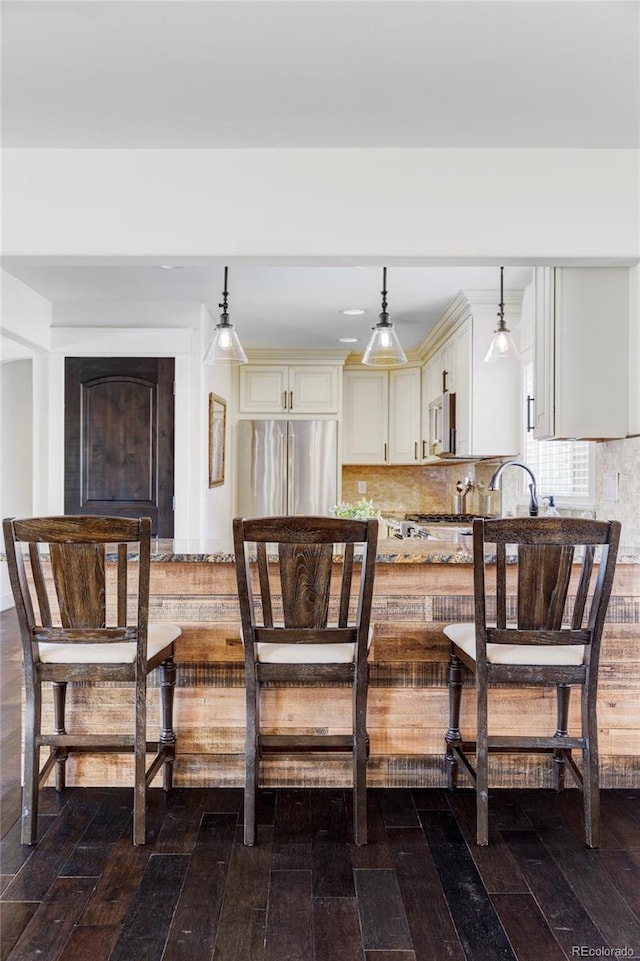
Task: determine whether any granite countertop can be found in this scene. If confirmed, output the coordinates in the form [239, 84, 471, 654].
[150, 534, 640, 566]
[149, 534, 475, 564]
[3, 535, 637, 567]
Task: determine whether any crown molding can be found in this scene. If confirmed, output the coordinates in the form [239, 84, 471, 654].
[414, 288, 523, 362]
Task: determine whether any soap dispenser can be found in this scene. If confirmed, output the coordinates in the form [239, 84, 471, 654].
[542, 496, 559, 516]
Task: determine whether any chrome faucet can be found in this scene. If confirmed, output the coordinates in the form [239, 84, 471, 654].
[488, 461, 539, 516]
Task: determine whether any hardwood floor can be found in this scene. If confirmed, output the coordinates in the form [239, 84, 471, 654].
[2, 610, 640, 961]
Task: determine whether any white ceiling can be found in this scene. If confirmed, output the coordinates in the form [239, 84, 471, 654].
[3, 1, 639, 149]
[1, 263, 533, 351]
[1, 1, 637, 351]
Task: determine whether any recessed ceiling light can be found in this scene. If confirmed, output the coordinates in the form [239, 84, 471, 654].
[341, 308, 366, 316]
[159, 265, 183, 270]
[338, 337, 360, 344]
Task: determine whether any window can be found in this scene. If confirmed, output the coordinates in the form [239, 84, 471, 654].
[522, 361, 594, 503]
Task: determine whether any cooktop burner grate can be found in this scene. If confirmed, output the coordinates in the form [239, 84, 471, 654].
[404, 513, 483, 523]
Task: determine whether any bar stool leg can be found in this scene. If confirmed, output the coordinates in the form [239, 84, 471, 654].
[445, 653, 463, 790]
[52, 681, 69, 792]
[583, 685, 600, 848]
[159, 657, 177, 792]
[553, 683, 571, 792]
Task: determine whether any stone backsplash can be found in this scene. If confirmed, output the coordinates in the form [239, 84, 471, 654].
[341, 462, 503, 518]
[341, 434, 639, 551]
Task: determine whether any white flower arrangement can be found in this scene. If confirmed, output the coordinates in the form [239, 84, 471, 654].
[332, 498, 383, 520]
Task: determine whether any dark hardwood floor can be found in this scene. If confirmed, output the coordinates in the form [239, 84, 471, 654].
[2, 609, 640, 961]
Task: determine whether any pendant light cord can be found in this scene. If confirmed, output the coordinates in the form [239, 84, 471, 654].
[220, 266, 229, 316]
[380, 266, 388, 321]
[497, 266, 505, 330]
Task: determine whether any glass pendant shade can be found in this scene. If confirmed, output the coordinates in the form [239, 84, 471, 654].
[484, 324, 519, 363]
[203, 266, 248, 365]
[484, 266, 519, 363]
[362, 321, 407, 366]
[362, 267, 407, 367]
[203, 318, 248, 365]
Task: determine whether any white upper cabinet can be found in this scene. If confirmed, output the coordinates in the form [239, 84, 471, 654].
[533, 267, 629, 440]
[421, 293, 522, 460]
[342, 370, 388, 463]
[239, 365, 339, 414]
[388, 367, 422, 464]
[342, 368, 421, 465]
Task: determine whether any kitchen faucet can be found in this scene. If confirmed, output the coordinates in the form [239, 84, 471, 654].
[488, 461, 539, 516]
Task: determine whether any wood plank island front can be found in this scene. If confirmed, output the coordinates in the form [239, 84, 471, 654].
[43, 535, 640, 791]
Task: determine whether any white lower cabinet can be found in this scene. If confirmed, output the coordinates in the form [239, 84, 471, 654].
[342, 368, 421, 465]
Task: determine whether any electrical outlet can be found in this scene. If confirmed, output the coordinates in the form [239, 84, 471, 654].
[357, 481, 367, 494]
[603, 472, 619, 502]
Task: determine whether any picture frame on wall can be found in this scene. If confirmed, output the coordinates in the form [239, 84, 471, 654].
[208, 393, 226, 487]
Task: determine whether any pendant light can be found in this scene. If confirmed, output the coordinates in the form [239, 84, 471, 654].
[203, 266, 248, 365]
[362, 267, 407, 367]
[484, 266, 519, 363]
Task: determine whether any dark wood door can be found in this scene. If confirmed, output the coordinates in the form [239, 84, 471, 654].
[65, 357, 175, 537]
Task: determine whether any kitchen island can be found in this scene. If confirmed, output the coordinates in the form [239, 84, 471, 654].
[41, 535, 640, 790]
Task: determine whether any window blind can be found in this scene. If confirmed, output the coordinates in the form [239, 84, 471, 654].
[523, 362, 592, 499]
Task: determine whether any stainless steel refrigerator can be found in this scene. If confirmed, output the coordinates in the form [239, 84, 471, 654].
[237, 419, 338, 517]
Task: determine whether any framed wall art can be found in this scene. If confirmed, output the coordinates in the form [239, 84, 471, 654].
[208, 393, 226, 487]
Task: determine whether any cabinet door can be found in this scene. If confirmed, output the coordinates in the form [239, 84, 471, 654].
[532, 267, 555, 439]
[289, 366, 339, 413]
[554, 267, 628, 439]
[239, 366, 288, 413]
[342, 371, 388, 464]
[421, 353, 443, 461]
[452, 319, 472, 456]
[532, 266, 628, 440]
[388, 368, 421, 464]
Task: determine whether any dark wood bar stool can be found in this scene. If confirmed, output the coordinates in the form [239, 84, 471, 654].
[3, 515, 181, 845]
[233, 515, 378, 846]
[444, 516, 620, 847]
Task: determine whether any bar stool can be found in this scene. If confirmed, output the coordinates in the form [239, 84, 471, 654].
[3, 515, 181, 845]
[233, 515, 378, 846]
[444, 516, 620, 847]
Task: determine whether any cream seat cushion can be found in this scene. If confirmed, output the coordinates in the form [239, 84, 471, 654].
[38, 622, 181, 664]
[248, 626, 374, 664]
[444, 623, 586, 667]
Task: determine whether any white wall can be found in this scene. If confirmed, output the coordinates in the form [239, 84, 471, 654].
[201, 306, 235, 544]
[0, 360, 33, 608]
[2, 148, 638, 261]
[0, 277, 237, 556]
[630, 265, 640, 435]
[0, 273, 54, 608]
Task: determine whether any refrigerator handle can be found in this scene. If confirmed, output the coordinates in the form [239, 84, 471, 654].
[280, 431, 288, 514]
[287, 431, 295, 514]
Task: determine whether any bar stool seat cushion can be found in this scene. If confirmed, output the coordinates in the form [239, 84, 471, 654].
[444, 622, 586, 666]
[38, 622, 181, 664]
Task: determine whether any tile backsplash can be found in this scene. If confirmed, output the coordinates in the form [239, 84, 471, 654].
[341, 434, 639, 550]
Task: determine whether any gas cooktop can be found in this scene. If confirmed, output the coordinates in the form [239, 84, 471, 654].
[405, 513, 482, 524]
